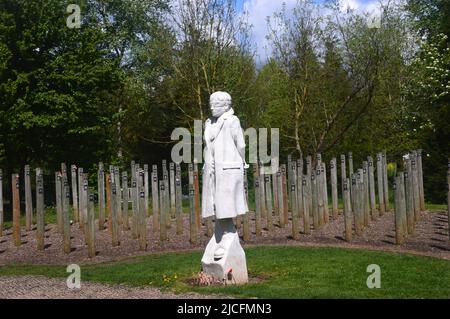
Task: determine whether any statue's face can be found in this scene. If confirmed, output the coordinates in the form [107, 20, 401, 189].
[210, 98, 230, 117]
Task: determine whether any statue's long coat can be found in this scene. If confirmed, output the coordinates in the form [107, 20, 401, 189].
[201, 108, 248, 219]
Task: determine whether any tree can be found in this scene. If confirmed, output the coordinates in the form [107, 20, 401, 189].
[260, 0, 413, 166]
[406, 0, 450, 203]
[0, 0, 123, 176]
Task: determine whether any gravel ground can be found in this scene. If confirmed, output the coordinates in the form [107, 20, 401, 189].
[0, 275, 223, 299]
[0, 209, 448, 299]
[0, 209, 448, 265]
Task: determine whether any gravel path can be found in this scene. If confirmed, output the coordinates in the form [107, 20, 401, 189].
[0, 275, 223, 299]
[0, 209, 448, 266]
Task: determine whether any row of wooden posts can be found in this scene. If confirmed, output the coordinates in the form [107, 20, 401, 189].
[0, 149, 440, 259]
[392, 152, 427, 244]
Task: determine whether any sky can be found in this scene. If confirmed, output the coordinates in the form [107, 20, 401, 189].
[236, 0, 383, 62]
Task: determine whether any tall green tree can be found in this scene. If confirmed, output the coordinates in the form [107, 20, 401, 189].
[0, 0, 123, 175]
[406, 0, 450, 203]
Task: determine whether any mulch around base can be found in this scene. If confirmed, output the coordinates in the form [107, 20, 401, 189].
[0, 210, 449, 266]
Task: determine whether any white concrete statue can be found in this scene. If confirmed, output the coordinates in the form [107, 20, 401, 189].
[201, 91, 249, 284]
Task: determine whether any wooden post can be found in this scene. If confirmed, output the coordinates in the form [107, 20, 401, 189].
[159, 180, 167, 241]
[151, 165, 159, 233]
[376, 153, 385, 215]
[264, 173, 273, 232]
[316, 166, 324, 227]
[357, 170, 364, 231]
[417, 150, 425, 210]
[175, 165, 183, 235]
[296, 158, 303, 222]
[144, 164, 150, 216]
[259, 163, 267, 219]
[136, 166, 142, 225]
[253, 164, 262, 236]
[193, 168, 201, 229]
[302, 176, 311, 234]
[24, 165, 33, 231]
[393, 176, 404, 245]
[404, 163, 415, 234]
[306, 156, 312, 220]
[287, 155, 293, 212]
[311, 170, 319, 230]
[97, 164, 105, 230]
[122, 172, 129, 230]
[360, 168, 368, 229]
[163, 168, 170, 227]
[382, 151, 389, 211]
[55, 172, 63, 233]
[289, 160, 297, 221]
[12, 174, 21, 246]
[114, 168, 122, 226]
[343, 178, 352, 241]
[62, 176, 71, 254]
[363, 163, 370, 227]
[106, 172, 111, 232]
[348, 152, 354, 178]
[82, 173, 88, 241]
[368, 156, 377, 220]
[281, 164, 289, 227]
[36, 168, 44, 250]
[291, 180, 299, 240]
[321, 162, 329, 223]
[131, 173, 138, 239]
[169, 163, 176, 219]
[87, 192, 96, 258]
[272, 159, 279, 217]
[130, 160, 135, 179]
[71, 165, 79, 223]
[399, 172, 408, 236]
[330, 158, 338, 219]
[138, 185, 147, 250]
[0, 169, 3, 237]
[194, 163, 201, 229]
[340, 154, 347, 191]
[189, 184, 197, 244]
[276, 168, 285, 226]
[243, 168, 250, 241]
[188, 163, 194, 223]
[111, 180, 120, 247]
[77, 167, 84, 227]
[353, 174, 362, 236]
[411, 152, 420, 221]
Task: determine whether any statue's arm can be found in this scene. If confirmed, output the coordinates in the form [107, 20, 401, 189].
[232, 117, 247, 167]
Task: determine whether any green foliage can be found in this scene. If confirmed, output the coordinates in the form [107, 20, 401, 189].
[0, 0, 123, 175]
[0, 0, 448, 203]
[405, 0, 450, 203]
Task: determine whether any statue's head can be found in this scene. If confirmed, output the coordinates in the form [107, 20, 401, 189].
[209, 91, 231, 118]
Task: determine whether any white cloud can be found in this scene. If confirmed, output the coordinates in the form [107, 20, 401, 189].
[340, 0, 360, 11]
[243, 0, 298, 63]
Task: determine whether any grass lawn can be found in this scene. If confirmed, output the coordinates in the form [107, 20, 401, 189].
[0, 246, 449, 298]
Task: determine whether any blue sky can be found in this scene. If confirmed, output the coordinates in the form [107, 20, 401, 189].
[235, 0, 383, 61]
